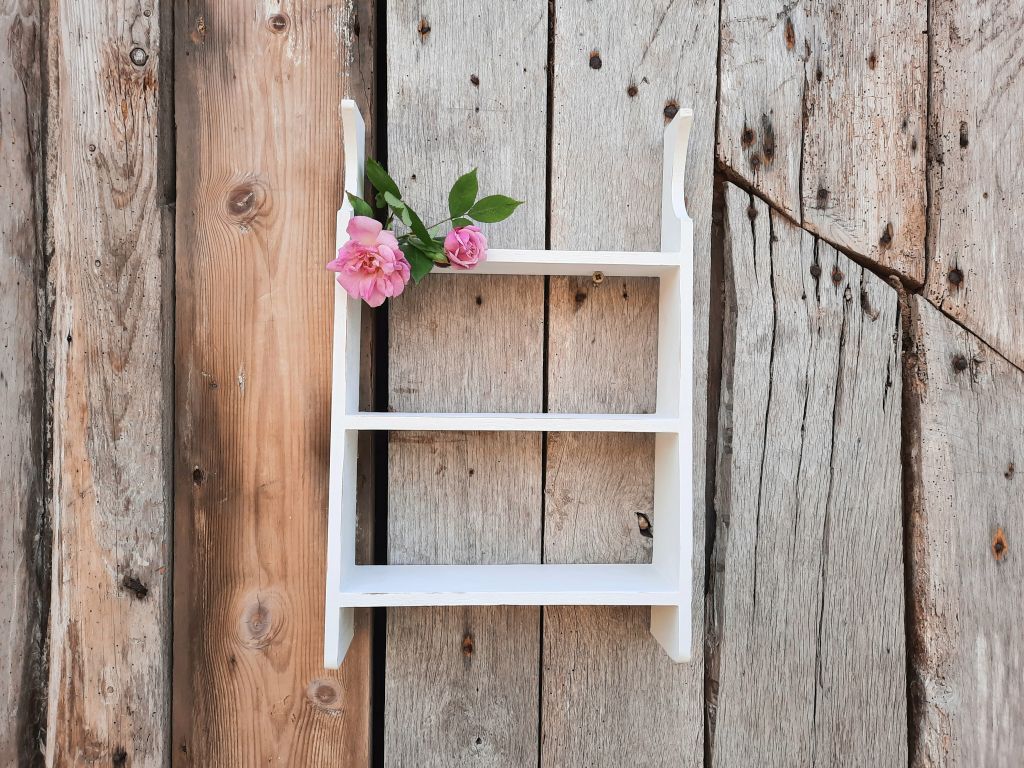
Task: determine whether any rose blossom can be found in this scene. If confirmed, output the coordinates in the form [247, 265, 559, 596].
[327, 216, 411, 307]
[443, 224, 488, 270]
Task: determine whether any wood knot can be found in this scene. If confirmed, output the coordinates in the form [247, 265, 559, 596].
[879, 222, 893, 248]
[1005, 462, 1015, 479]
[959, 121, 969, 148]
[626, 83, 638, 98]
[267, 13, 289, 34]
[636, 512, 653, 538]
[192, 466, 205, 485]
[470, 74, 480, 87]
[225, 181, 266, 228]
[121, 574, 149, 600]
[784, 18, 796, 50]
[112, 747, 128, 767]
[867, 51, 877, 69]
[830, 266, 844, 285]
[992, 527, 1008, 561]
[951, 354, 970, 372]
[589, 51, 602, 69]
[240, 599, 277, 649]
[809, 263, 822, 279]
[664, 100, 679, 120]
[307, 678, 344, 712]
[816, 187, 830, 208]
[462, 633, 475, 656]
[417, 17, 431, 39]
[740, 126, 755, 147]
[947, 267, 963, 286]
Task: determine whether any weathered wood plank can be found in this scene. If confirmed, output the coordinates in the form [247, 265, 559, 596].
[384, 2, 548, 764]
[542, 2, 716, 763]
[45, 1, 171, 765]
[718, 0, 927, 282]
[708, 185, 906, 765]
[905, 297, 1024, 768]
[0, 1, 44, 763]
[173, 2, 374, 764]
[925, 2, 1024, 367]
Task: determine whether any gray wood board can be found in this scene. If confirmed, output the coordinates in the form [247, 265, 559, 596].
[385, 1, 548, 765]
[708, 184, 907, 766]
[906, 296, 1024, 768]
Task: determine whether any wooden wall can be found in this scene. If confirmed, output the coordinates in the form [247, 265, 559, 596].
[1, 0, 1021, 765]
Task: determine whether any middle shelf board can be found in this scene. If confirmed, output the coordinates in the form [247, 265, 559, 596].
[332, 563, 683, 607]
[341, 412, 683, 433]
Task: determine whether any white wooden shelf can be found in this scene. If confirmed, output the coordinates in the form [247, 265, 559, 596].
[335, 564, 682, 607]
[324, 99, 696, 668]
[342, 412, 682, 433]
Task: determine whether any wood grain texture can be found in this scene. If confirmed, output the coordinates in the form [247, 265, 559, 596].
[925, 2, 1024, 367]
[384, 2, 548, 765]
[542, 1, 716, 764]
[173, 1, 374, 764]
[709, 185, 906, 765]
[905, 297, 1024, 768]
[0, 1, 44, 763]
[718, 0, 927, 282]
[45, 1, 172, 764]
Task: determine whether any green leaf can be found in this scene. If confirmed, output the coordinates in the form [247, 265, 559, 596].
[365, 157, 401, 199]
[467, 195, 524, 223]
[403, 243, 435, 284]
[383, 191, 405, 210]
[403, 204, 435, 246]
[452, 216, 473, 228]
[346, 192, 374, 218]
[447, 168, 479, 218]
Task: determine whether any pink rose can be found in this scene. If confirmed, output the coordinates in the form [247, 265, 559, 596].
[443, 224, 488, 270]
[327, 216, 411, 307]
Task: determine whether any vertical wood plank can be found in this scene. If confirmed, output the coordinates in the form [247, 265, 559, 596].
[0, 1, 44, 763]
[45, 1, 171, 765]
[708, 185, 906, 765]
[905, 297, 1024, 768]
[384, 1, 548, 764]
[718, 0, 927, 282]
[173, 1, 374, 764]
[925, 1, 1024, 368]
[542, 2, 716, 764]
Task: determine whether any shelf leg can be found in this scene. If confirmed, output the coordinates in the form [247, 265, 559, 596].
[650, 604, 692, 663]
[324, 604, 355, 669]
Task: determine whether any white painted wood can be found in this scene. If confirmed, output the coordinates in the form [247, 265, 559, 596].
[324, 99, 365, 669]
[343, 413, 682, 432]
[323, 101, 696, 667]
[471, 248, 680, 276]
[335, 564, 679, 606]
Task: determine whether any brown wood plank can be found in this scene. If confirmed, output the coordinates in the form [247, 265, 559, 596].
[709, 185, 906, 765]
[905, 297, 1024, 768]
[45, 1, 172, 765]
[541, 2, 717, 764]
[925, 1, 1024, 367]
[383, 1, 548, 764]
[0, 1, 44, 763]
[718, 0, 927, 282]
[173, 2, 374, 764]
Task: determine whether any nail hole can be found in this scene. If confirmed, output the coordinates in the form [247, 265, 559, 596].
[992, 527, 1008, 561]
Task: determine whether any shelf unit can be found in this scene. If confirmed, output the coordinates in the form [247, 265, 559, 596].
[324, 99, 695, 667]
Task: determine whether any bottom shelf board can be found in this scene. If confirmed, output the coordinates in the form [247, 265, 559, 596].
[331, 563, 682, 607]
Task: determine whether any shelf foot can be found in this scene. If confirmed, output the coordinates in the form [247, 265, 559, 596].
[650, 604, 692, 663]
[324, 604, 355, 669]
